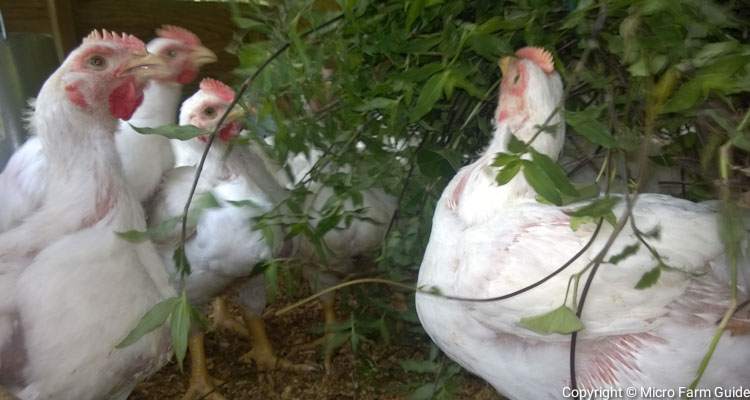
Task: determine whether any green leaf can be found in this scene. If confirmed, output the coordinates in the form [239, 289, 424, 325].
[635, 265, 662, 289]
[130, 124, 206, 141]
[411, 71, 448, 122]
[173, 245, 191, 277]
[522, 160, 562, 205]
[519, 305, 584, 335]
[467, 33, 510, 61]
[355, 97, 399, 112]
[400, 359, 440, 374]
[476, 15, 528, 33]
[495, 159, 521, 185]
[507, 134, 527, 153]
[567, 196, 621, 218]
[530, 149, 579, 197]
[116, 297, 178, 349]
[317, 212, 342, 235]
[417, 148, 455, 178]
[569, 215, 593, 231]
[116, 229, 150, 243]
[170, 292, 192, 371]
[116, 216, 180, 243]
[409, 383, 437, 400]
[264, 260, 279, 302]
[232, 17, 269, 32]
[662, 80, 703, 113]
[227, 199, 263, 209]
[492, 152, 519, 167]
[608, 243, 640, 264]
[405, 0, 426, 31]
[565, 109, 617, 148]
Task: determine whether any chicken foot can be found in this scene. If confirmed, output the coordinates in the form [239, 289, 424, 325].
[210, 296, 249, 338]
[181, 333, 226, 400]
[238, 310, 316, 372]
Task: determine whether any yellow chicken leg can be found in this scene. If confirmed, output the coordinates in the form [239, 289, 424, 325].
[239, 310, 316, 372]
[288, 297, 340, 372]
[210, 296, 249, 338]
[320, 296, 338, 372]
[181, 333, 226, 400]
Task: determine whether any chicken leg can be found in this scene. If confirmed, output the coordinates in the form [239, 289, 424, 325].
[235, 275, 316, 372]
[210, 296, 249, 338]
[239, 310, 316, 372]
[320, 296, 338, 372]
[181, 333, 226, 400]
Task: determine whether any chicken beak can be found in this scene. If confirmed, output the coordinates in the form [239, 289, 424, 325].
[121, 53, 169, 81]
[498, 56, 513, 76]
[191, 45, 218, 67]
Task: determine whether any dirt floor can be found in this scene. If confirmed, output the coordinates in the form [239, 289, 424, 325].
[129, 285, 504, 400]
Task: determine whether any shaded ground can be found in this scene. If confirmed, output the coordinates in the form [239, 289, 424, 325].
[129, 285, 503, 400]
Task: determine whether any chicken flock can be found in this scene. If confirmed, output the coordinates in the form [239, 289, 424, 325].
[0, 24, 747, 400]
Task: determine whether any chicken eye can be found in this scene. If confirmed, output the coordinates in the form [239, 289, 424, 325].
[203, 107, 216, 117]
[513, 73, 520, 84]
[166, 49, 178, 58]
[88, 55, 107, 69]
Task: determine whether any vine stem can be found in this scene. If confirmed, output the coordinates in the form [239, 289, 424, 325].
[176, 13, 345, 280]
[277, 218, 604, 317]
[688, 142, 738, 391]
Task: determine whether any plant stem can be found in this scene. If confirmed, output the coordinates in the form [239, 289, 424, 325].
[177, 13, 345, 280]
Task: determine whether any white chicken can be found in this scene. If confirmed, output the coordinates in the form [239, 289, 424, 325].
[0, 26, 216, 233]
[268, 139, 396, 370]
[0, 31, 174, 400]
[116, 25, 217, 202]
[416, 47, 750, 399]
[150, 79, 310, 400]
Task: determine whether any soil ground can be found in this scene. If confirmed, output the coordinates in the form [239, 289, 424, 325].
[129, 284, 504, 400]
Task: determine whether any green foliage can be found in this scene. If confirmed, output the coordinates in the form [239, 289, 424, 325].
[116, 291, 203, 370]
[635, 264, 663, 289]
[607, 243, 640, 265]
[116, 297, 179, 349]
[401, 345, 463, 400]
[129, 0, 750, 393]
[130, 123, 207, 141]
[519, 305, 584, 335]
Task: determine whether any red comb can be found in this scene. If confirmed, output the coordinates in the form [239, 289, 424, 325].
[83, 30, 145, 52]
[515, 47, 555, 74]
[200, 78, 235, 102]
[156, 25, 202, 46]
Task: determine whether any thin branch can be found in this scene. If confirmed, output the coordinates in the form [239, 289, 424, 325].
[176, 13, 345, 278]
[277, 218, 605, 317]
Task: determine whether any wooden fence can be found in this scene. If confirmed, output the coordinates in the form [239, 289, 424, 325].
[0, 0, 240, 80]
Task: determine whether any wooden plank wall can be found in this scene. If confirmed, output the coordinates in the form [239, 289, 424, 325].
[0, 0, 51, 35]
[0, 0, 240, 81]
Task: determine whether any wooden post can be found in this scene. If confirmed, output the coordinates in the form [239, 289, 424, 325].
[46, 0, 77, 60]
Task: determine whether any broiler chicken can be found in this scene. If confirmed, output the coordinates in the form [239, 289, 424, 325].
[0, 26, 216, 233]
[415, 47, 750, 399]
[150, 79, 312, 400]
[0, 31, 174, 400]
[117, 25, 217, 202]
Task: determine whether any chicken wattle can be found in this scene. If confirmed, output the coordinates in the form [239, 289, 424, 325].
[415, 47, 750, 399]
